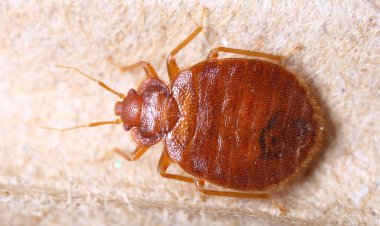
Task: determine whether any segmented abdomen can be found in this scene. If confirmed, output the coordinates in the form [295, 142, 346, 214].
[166, 59, 321, 191]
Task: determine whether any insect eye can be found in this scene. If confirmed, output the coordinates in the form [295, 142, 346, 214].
[114, 101, 123, 116]
[123, 124, 131, 131]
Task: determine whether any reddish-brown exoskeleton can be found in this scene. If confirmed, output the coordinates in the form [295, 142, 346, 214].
[45, 23, 323, 198]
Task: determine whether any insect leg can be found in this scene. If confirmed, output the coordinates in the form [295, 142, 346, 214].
[194, 179, 270, 199]
[167, 26, 203, 84]
[112, 146, 150, 161]
[157, 151, 193, 183]
[207, 47, 284, 64]
[108, 58, 159, 79]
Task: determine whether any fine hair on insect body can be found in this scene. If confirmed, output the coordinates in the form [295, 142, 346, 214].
[43, 11, 323, 198]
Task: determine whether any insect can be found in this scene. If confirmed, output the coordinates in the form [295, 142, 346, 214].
[45, 24, 323, 198]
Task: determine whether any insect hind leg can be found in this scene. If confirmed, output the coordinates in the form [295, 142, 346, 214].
[194, 179, 270, 199]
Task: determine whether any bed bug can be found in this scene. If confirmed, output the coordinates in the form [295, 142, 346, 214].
[44, 24, 323, 198]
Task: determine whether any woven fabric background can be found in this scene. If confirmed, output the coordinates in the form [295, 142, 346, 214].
[0, 1, 379, 225]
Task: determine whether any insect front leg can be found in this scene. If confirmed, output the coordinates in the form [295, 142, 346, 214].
[112, 146, 150, 161]
[167, 26, 204, 84]
[167, 8, 207, 84]
[108, 57, 159, 79]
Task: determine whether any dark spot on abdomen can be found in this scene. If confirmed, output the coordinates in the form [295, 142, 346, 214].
[259, 112, 315, 160]
[259, 112, 284, 160]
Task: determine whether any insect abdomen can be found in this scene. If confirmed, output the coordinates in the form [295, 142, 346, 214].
[166, 59, 321, 191]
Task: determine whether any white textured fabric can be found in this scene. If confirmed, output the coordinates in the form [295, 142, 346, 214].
[0, 1, 379, 225]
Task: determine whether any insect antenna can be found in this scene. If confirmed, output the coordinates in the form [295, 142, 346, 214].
[41, 119, 123, 132]
[54, 65, 125, 99]
[42, 65, 125, 132]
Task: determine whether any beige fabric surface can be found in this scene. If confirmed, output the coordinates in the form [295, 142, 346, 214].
[0, 1, 379, 225]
